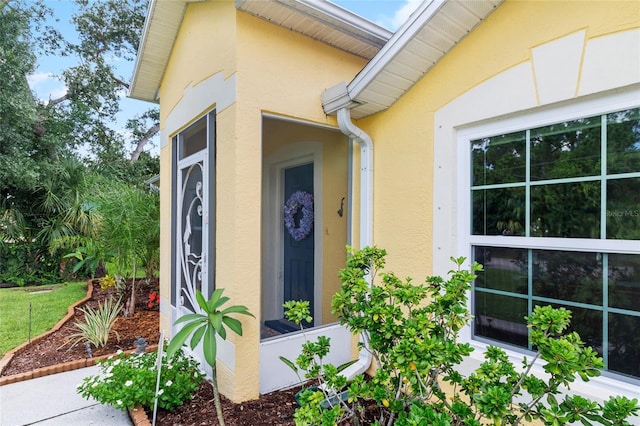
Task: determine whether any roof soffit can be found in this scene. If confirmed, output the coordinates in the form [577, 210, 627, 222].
[322, 0, 504, 119]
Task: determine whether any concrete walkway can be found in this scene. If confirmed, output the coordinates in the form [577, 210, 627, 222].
[0, 365, 132, 426]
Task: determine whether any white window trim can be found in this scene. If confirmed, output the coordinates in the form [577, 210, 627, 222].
[448, 89, 640, 404]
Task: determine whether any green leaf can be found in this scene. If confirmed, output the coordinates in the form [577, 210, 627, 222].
[203, 325, 217, 367]
[207, 289, 224, 312]
[220, 305, 255, 317]
[213, 296, 230, 310]
[174, 313, 205, 325]
[279, 356, 298, 373]
[166, 321, 203, 359]
[211, 312, 223, 332]
[218, 320, 227, 340]
[222, 316, 243, 336]
[189, 324, 207, 349]
[196, 290, 208, 312]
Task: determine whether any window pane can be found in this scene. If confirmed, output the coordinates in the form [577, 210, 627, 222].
[541, 302, 603, 357]
[472, 187, 525, 236]
[180, 117, 207, 159]
[532, 250, 602, 305]
[471, 131, 526, 186]
[608, 254, 640, 311]
[608, 313, 640, 378]
[607, 108, 640, 175]
[530, 181, 600, 238]
[606, 177, 640, 240]
[475, 292, 528, 347]
[474, 246, 528, 294]
[530, 116, 601, 181]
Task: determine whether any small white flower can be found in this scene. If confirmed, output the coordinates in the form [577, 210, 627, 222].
[117, 400, 123, 406]
[157, 389, 164, 395]
[165, 380, 173, 387]
[104, 373, 113, 379]
[113, 359, 121, 366]
[92, 382, 99, 388]
[116, 349, 123, 355]
[125, 380, 133, 387]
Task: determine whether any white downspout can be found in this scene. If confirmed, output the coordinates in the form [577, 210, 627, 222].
[335, 107, 374, 381]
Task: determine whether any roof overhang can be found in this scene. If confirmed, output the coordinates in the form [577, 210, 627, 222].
[129, 0, 199, 103]
[130, 0, 392, 103]
[322, 0, 504, 119]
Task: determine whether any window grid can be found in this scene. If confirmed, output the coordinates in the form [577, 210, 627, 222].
[470, 108, 640, 378]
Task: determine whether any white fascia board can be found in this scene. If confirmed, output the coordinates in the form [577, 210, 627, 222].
[129, 0, 160, 100]
[296, 0, 393, 44]
[348, 0, 446, 99]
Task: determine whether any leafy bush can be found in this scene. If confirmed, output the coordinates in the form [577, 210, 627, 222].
[280, 300, 356, 425]
[98, 274, 116, 290]
[77, 347, 204, 410]
[0, 241, 66, 285]
[59, 297, 122, 350]
[292, 246, 639, 426]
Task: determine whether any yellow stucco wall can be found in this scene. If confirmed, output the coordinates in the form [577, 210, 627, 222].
[353, 0, 639, 281]
[157, 0, 367, 402]
[156, 0, 238, 346]
[159, 1, 237, 125]
[225, 11, 366, 402]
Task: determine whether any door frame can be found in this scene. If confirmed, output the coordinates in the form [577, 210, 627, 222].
[263, 141, 323, 327]
[175, 149, 209, 318]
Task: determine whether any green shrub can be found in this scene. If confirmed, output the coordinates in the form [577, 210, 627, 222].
[292, 246, 640, 426]
[77, 346, 204, 410]
[59, 297, 122, 350]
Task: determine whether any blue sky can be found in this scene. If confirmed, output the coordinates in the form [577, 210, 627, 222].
[28, 0, 420, 155]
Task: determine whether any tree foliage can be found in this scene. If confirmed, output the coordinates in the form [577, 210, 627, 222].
[0, 0, 160, 284]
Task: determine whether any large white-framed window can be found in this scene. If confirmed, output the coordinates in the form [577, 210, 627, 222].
[458, 99, 640, 383]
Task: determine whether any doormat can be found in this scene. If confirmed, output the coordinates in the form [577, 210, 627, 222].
[264, 319, 299, 334]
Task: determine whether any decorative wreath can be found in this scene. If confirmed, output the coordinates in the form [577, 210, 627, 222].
[284, 190, 314, 241]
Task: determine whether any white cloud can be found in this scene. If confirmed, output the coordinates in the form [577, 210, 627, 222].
[27, 72, 54, 87]
[48, 86, 68, 100]
[390, 0, 422, 30]
[27, 72, 68, 102]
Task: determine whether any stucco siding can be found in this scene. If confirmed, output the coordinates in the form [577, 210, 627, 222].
[230, 12, 365, 401]
[160, 1, 237, 122]
[351, 0, 640, 280]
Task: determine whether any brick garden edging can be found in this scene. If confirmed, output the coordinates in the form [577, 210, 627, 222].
[0, 280, 156, 426]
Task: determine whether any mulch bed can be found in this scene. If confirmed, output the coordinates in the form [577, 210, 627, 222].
[0, 278, 303, 425]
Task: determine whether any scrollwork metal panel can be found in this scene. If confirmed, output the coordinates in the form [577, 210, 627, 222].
[179, 162, 204, 312]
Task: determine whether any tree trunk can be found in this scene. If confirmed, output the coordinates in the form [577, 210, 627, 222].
[125, 264, 137, 317]
[130, 123, 160, 162]
[211, 364, 226, 426]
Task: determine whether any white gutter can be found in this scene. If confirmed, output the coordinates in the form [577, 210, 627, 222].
[334, 107, 374, 381]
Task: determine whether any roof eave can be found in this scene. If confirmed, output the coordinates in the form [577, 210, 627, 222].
[322, 0, 504, 119]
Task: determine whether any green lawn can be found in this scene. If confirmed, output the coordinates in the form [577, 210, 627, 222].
[0, 282, 88, 357]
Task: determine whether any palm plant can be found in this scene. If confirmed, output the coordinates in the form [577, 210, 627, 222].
[166, 289, 254, 426]
[90, 178, 159, 316]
